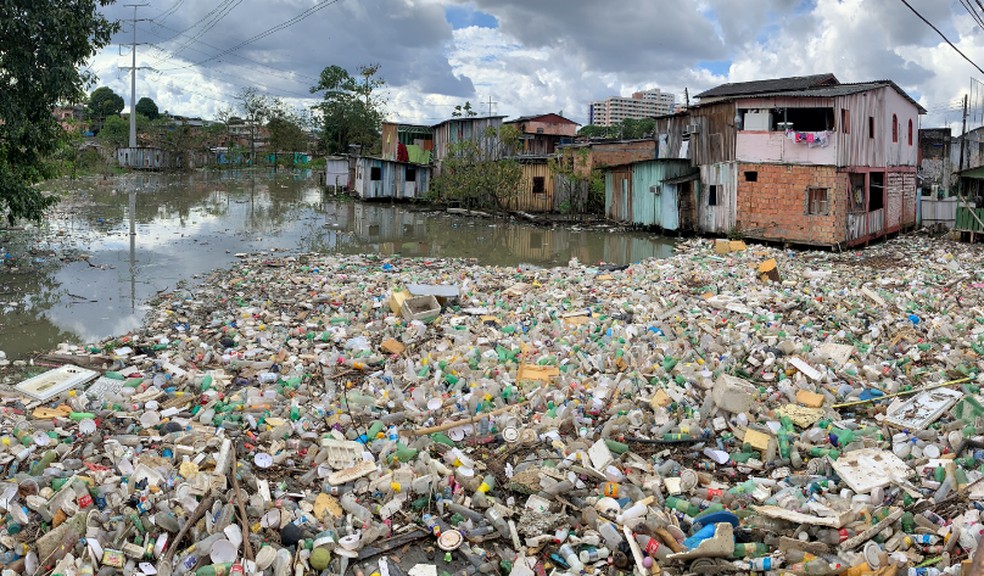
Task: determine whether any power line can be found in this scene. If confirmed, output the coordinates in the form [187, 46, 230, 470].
[896, 0, 984, 76]
[144, 19, 320, 89]
[187, 0, 344, 68]
[958, 0, 984, 30]
[170, 0, 244, 58]
[152, 0, 185, 24]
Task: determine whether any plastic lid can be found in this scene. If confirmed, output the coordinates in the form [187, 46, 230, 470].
[338, 533, 361, 550]
[501, 427, 519, 443]
[863, 541, 883, 568]
[438, 530, 463, 551]
[254, 453, 273, 468]
[210, 539, 237, 563]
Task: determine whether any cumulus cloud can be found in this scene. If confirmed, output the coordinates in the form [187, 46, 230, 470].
[86, 0, 984, 129]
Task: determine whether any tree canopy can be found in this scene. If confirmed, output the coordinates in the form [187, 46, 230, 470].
[310, 64, 385, 155]
[88, 86, 125, 123]
[136, 96, 159, 120]
[432, 125, 522, 212]
[0, 1, 118, 223]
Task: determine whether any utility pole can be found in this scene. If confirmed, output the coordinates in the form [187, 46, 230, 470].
[960, 94, 968, 173]
[487, 95, 496, 117]
[121, 4, 150, 151]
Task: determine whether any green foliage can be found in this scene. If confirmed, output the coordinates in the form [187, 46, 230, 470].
[310, 64, 385, 155]
[577, 118, 656, 140]
[88, 86, 125, 125]
[135, 97, 159, 120]
[549, 147, 605, 215]
[618, 117, 656, 139]
[97, 115, 133, 150]
[727, 225, 745, 241]
[267, 108, 311, 160]
[452, 101, 477, 117]
[577, 124, 616, 139]
[432, 126, 522, 212]
[0, 0, 118, 223]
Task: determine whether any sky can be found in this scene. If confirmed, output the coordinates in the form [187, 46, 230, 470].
[86, 0, 984, 132]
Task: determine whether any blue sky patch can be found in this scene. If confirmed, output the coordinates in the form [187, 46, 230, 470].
[698, 60, 731, 76]
[445, 5, 498, 30]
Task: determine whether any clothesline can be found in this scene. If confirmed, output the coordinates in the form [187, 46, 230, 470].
[785, 129, 830, 148]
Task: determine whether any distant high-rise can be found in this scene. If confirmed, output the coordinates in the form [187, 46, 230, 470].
[589, 88, 676, 127]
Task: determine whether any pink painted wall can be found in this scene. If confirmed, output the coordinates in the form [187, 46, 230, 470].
[737, 131, 838, 165]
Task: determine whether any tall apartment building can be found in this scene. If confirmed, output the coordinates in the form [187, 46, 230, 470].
[589, 88, 676, 126]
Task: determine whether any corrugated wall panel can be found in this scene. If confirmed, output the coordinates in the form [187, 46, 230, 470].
[510, 163, 554, 212]
[698, 162, 737, 234]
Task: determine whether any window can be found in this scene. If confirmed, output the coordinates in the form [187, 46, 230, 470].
[869, 172, 885, 211]
[406, 167, 416, 182]
[849, 173, 866, 212]
[744, 171, 758, 182]
[771, 107, 834, 131]
[841, 109, 850, 134]
[892, 114, 898, 143]
[370, 166, 382, 181]
[807, 187, 829, 215]
[908, 119, 913, 145]
[708, 184, 719, 206]
[868, 117, 875, 139]
[532, 176, 545, 194]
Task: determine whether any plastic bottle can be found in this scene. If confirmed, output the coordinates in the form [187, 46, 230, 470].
[485, 507, 510, 538]
[749, 557, 782, 571]
[340, 493, 373, 526]
[615, 501, 648, 525]
[814, 528, 853, 544]
[195, 563, 233, 576]
[579, 547, 610, 563]
[634, 534, 670, 561]
[559, 543, 584, 572]
[597, 521, 623, 549]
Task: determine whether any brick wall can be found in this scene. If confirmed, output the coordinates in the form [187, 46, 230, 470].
[736, 163, 845, 246]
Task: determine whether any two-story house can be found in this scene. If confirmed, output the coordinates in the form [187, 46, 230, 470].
[687, 73, 925, 247]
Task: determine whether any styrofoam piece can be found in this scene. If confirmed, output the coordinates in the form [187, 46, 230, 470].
[712, 374, 756, 413]
[819, 343, 854, 369]
[85, 376, 125, 401]
[789, 357, 822, 381]
[15, 364, 99, 400]
[830, 448, 911, 494]
[884, 387, 963, 430]
[327, 460, 378, 485]
[753, 505, 851, 528]
[406, 284, 460, 299]
[401, 295, 441, 322]
[668, 522, 735, 560]
[588, 438, 614, 470]
[319, 438, 363, 470]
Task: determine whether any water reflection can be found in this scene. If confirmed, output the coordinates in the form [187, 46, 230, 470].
[0, 171, 674, 360]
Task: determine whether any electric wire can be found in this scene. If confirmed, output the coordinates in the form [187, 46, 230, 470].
[186, 0, 344, 69]
[896, 0, 984, 76]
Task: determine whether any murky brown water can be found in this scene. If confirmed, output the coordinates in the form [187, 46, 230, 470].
[0, 170, 676, 361]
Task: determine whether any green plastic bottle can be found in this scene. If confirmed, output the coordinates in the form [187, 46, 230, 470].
[195, 563, 233, 576]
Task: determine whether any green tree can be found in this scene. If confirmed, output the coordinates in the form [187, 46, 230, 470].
[432, 125, 522, 212]
[97, 115, 131, 150]
[452, 101, 477, 117]
[577, 124, 616, 139]
[0, 1, 118, 223]
[136, 96, 159, 120]
[550, 147, 605, 216]
[229, 88, 272, 165]
[267, 105, 310, 169]
[88, 86, 125, 129]
[619, 117, 655, 139]
[310, 63, 385, 154]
